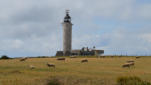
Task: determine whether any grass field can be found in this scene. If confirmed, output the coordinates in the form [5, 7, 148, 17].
[0, 57, 151, 85]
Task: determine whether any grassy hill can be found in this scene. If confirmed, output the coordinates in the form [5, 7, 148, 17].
[0, 57, 151, 85]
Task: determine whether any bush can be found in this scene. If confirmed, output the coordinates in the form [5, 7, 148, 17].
[0, 55, 10, 59]
[117, 76, 151, 85]
[47, 78, 62, 85]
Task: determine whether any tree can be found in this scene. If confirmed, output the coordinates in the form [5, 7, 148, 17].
[1, 55, 10, 59]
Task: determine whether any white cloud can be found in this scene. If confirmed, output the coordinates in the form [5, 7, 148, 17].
[0, 0, 151, 57]
[141, 34, 151, 43]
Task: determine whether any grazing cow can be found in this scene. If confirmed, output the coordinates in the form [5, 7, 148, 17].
[29, 65, 35, 69]
[20, 57, 27, 61]
[136, 56, 140, 59]
[81, 59, 88, 63]
[122, 62, 135, 68]
[57, 58, 65, 61]
[47, 63, 55, 68]
[129, 62, 135, 66]
[122, 63, 131, 68]
[127, 60, 135, 63]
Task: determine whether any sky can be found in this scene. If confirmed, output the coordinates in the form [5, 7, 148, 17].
[0, 0, 151, 57]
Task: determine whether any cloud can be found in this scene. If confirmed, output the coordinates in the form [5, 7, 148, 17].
[0, 0, 151, 57]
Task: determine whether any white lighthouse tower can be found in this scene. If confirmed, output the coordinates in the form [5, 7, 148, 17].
[62, 10, 72, 56]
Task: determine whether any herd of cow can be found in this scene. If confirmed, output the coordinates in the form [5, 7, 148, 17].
[19, 56, 141, 69]
[19, 57, 89, 69]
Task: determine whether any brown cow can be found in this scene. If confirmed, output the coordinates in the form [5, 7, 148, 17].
[81, 59, 88, 63]
[57, 58, 65, 61]
[20, 57, 27, 61]
[136, 56, 140, 59]
[122, 63, 131, 68]
[129, 62, 135, 66]
[122, 62, 135, 68]
[47, 63, 55, 68]
[126, 60, 135, 63]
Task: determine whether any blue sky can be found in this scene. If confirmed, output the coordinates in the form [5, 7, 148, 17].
[0, 0, 151, 57]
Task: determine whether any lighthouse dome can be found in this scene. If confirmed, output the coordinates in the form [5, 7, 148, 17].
[64, 10, 71, 22]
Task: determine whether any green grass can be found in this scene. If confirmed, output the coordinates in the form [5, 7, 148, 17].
[0, 57, 151, 85]
[117, 76, 151, 85]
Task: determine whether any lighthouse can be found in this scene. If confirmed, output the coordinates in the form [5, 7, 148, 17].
[62, 10, 72, 56]
[55, 10, 104, 56]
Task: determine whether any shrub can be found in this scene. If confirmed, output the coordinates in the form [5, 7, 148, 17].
[1, 55, 10, 59]
[117, 76, 151, 85]
[47, 78, 62, 85]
